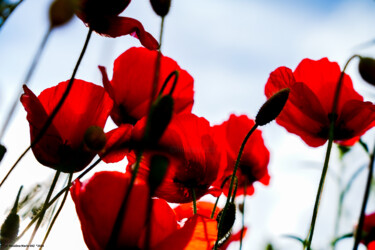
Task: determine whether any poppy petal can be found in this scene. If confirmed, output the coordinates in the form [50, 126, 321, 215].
[98, 16, 159, 50]
[20, 85, 63, 166]
[100, 124, 133, 163]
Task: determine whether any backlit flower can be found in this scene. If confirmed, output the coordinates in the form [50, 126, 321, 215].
[154, 202, 219, 250]
[21, 80, 112, 172]
[265, 57, 375, 147]
[76, 0, 159, 50]
[71, 171, 178, 249]
[99, 47, 194, 126]
[213, 114, 270, 196]
[128, 113, 226, 203]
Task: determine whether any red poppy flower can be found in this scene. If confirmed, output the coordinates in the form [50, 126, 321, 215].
[99, 47, 194, 126]
[76, 0, 158, 50]
[213, 114, 270, 196]
[265, 57, 375, 147]
[70, 171, 178, 250]
[21, 80, 113, 173]
[127, 113, 226, 203]
[154, 201, 219, 250]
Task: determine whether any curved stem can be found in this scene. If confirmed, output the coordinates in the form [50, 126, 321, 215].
[353, 142, 375, 249]
[27, 170, 61, 249]
[39, 173, 73, 249]
[214, 124, 258, 250]
[158, 70, 179, 97]
[0, 28, 93, 188]
[0, 27, 52, 142]
[305, 55, 359, 250]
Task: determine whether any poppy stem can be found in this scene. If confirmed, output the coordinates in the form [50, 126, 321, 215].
[230, 176, 239, 203]
[26, 170, 61, 249]
[0, 28, 93, 188]
[192, 188, 197, 215]
[352, 142, 375, 249]
[106, 150, 143, 249]
[304, 54, 359, 250]
[15, 158, 102, 243]
[149, 16, 165, 113]
[215, 124, 258, 249]
[211, 195, 221, 219]
[239, 183, 247, 250]
[39, 173, 73, 249]
[158, 70, 179, 97]
[0, 26, 53, 143]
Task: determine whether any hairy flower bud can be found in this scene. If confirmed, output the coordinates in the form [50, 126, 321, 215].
[359, 57, 375, 86]
[145, 95, 174, 147]
[84, 126, 107, 152]
[256, 88, 290, 126]
[217, 202, 236, 245]
[0, 144, 6, 162]
[49, 0, 76, 28]
[148, 154, 169, 195]
[0, 187, 22, 248]
[150, 0, 171, 17]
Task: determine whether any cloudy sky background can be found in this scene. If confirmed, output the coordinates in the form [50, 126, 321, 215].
[1, 0, 375, 249]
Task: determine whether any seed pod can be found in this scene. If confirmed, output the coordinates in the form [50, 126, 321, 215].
[49, 0, 76, 28]
[145, 95, 174, 147]
[216, 202, 236, 245]
[359, 57, 375, 86]
[0, 186, 22, 249]
[84, 126, 107, 152]
[0, 144, 6, 162]
[148, 154, 169, 195]
[150, 0, 171, 17]
[256, 88, 290, 126]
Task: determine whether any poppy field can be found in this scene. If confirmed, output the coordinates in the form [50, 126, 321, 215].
[0, 0, 375, 249]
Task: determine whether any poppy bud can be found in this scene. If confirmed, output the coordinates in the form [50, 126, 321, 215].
[145, 95, 174, 147]
[217, 202, 236, 245]
[150, 0, 171, 17]
[148, 154, 169, 195]
[0, 186, 22, 248]
[0, 144, 6, 162]
[359, 57, 375, 86]
[49, 0, 76, 28]
[256, 88, 290, 126]
[84, 126, 107, 152]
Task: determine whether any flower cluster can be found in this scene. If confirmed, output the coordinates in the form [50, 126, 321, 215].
[6, 0, 375, 249]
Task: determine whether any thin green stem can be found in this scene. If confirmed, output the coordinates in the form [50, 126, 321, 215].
[305, 128, 334, 250]
[15, 158, 102, 242]
[0, 27, 52, 142]
[353, 142, 375, 250]
[192, 188, 197, 215]
[0, 28, 93, 188]
[40, 173, 73, 249]
[27, 171, 61, 249]
[211, 195, 220, 219]
[214, 124, 258, 250]
[305, 55, 359, 250]
[106, 151, 143, 249]
[240, 183, 247, 250]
